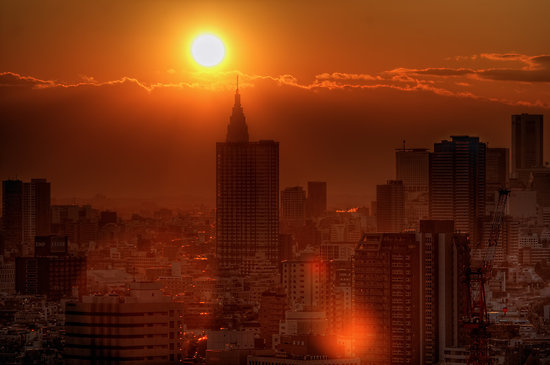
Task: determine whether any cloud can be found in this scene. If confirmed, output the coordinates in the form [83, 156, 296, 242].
[2, 52, 550, 110]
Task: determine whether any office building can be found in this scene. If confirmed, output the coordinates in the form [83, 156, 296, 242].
[395, 147, 429, 193]
[2, 180, 23, 253]
[376, 180, 405, 232]
[306, 181, 327, 218]
[280, 186, 306, 225]
[429, 136, 486, 240]
[395, 147, 430, 230]
[2, 178, 51, 256]
[216, 87, 279, 275]
[511, 114, 544, 176]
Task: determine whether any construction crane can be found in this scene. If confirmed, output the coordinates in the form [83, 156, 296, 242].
[464, 188, 510, 365]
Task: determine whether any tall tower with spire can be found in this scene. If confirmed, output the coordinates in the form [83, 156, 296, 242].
[216, 83, 279, 275]
[226, 77, 249, 143]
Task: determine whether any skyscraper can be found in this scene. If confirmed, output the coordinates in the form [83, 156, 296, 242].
[511, 113, 544, 176]
[306, 181, 327, 218]
[429, 136, 486, 239]
[216, 87, 279, 275]
[2, 178, 51, 256]
[2, 180, 23, 253]
[395, 147, 429, 193]
[418, 221, 470, 364]
[280, 186, 306, 225]
[376, 180, 405, 232]
[395, 147, 430, 229]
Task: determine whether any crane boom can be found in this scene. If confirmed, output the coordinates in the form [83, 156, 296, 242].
[466, 188, 510, 365]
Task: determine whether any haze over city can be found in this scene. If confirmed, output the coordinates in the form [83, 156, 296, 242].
[1, 1, 550, 364]
[2, 1, 550, 210]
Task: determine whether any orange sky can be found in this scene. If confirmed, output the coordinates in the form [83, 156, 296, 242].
[1, 0, 549, 209]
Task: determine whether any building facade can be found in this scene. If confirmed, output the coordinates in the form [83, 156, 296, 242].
[216, 88, 279, 275]
[2, 179, 51, 256]
[376, 180, 405, 233]
[64, 282, 183, 364]
[511, 113, 544, 176]
[306, 182, 327, 218]
[352, 233, 420, 364]
[429, 136, 486, 241]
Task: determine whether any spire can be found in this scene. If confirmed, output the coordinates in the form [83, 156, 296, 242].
[226, 75, 249, 143]
[234, 75, 241, 107]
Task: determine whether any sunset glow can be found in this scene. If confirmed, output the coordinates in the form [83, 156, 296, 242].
[0, 1, 549, 364]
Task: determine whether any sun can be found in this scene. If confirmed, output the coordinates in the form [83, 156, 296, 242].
[191, 34, 225, 67]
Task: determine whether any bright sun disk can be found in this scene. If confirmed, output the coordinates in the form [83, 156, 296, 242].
[191, 34, 225, 67]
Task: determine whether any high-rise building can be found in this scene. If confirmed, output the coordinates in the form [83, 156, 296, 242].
[216, 87, 279, 275]
[395, 147, 430, 229]
[486, 147, 509, 214]
[352, 233, 420, 364]
[2, 180, 23, 253]
[429, 136, 486, 240]
[306, 181, 327, 218]
[395, 147, 429, 193]
[280, 186, 306, 225]
[376, 180, 405, 232]
[511, 113, 544, 176]
[2, 178, 51, 256]
[418, 221, 470, 364]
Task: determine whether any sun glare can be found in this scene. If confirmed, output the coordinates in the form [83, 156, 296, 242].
[191, 34, 225, 67]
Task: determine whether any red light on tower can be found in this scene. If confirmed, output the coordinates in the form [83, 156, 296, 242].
[503, 307, 508, 315]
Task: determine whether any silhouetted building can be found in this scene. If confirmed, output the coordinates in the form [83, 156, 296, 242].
[99, 210, 117, 226]
[278, 233, 295, 262]
[15, 236, 86, 298]
[395, 147, 430, 229]
[429, 136, 486, 240]
[280, 186, 306, 225]
[418, 221, 470, 364]
[511, 114, 544, 176]
[533, 170, 550, 207]
[2, 180, 23, 253]
[64, 282, 183, 364]
[376, 180, 405, 232]
[396, 147, 429, 193]
[353, 233, 420, 364]
[306, 182, 327, 218]
[51, 205, 99, 246]
[216, 87, 279, 275]
[2, 179, 51, 256]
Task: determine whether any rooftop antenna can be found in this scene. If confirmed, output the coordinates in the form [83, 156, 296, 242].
[403, 140, 406, 150]
[236, 74, 239, 91]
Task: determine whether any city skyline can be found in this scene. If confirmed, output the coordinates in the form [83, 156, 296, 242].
[2, 1, 550, 208]
[1, 1, 550, 364]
